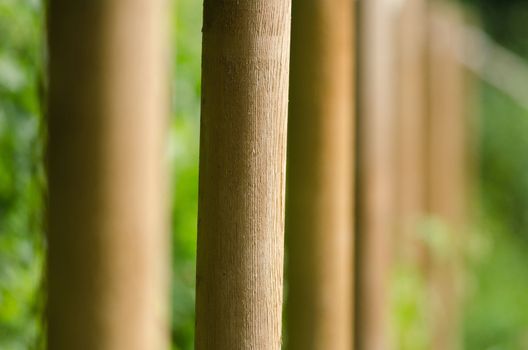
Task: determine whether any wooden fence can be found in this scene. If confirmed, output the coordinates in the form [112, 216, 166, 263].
[44, 0, 500, 348]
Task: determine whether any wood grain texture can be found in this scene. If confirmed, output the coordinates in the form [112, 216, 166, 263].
[357, 0, 398, 348]
[194, 1, 291, 349]
[286, 0, 355, 349]
[46, 0, 170, 349]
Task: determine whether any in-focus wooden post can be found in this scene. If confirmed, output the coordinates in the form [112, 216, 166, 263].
[194, 1, 291, 349]
[47, 1, 170, 349]
[427, 4, 468, 350]
[357, 0, 398, 348]
[286, 0, 354, 348]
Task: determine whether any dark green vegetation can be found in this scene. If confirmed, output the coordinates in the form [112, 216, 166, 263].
[460, 1, 528, 349]
[463, 82, 528, 349]
[1, 0, 528, 349]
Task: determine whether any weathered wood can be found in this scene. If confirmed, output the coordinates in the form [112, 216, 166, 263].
[47, 1, 170, 349]
[357, 0, 399, 348]
[194, 1, 291, 349]
[286, 0, 355, 348]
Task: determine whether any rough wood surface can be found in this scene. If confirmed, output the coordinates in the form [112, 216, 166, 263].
[194, 1, 291, 349]
[357, 0, 398, 348]
[47, 1, 170, 349]
[286, 0, 355, 349]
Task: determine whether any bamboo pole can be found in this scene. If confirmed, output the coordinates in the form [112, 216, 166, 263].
[46, 1, 170, 349]
[286, 0, 355, 348]
[194, 1, 291, 349]
[357, 0, 399, 348]
[426, 4, 468, 350]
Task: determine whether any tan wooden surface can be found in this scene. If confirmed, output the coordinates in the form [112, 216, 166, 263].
[286, 0, 355, 348]
[357, 0, 399, 348]
[394, 0, 428, 267]
[427, 4, 468, 350]
[47, 1, 170, 349]
[194, 1, 291, 349]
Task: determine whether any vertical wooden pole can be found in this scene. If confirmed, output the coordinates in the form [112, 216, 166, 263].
[392, 1, 431, 347]
[286, 0, 354, 348]
[194, 1, 291, 349]
[357, 0, 398, 349]
[394, 0, 427, 266]
[427, 4, 467, 350]
[47, 1, 170, 349]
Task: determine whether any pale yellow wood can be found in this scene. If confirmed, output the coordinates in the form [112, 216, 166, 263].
[286, 0, 355, 349]
[47, 1, 170, 349]
[194, 1, 291, 349]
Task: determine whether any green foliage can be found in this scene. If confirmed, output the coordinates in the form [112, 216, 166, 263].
[463, 82, 528, 350]
[465, 212, 528, 349]
[391, 261, 430, 350]
[391, 218, 462, 350]
[0, 0, 44, 349]
[170, 0, 202, 348]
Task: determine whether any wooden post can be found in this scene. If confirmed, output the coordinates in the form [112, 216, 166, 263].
[286, 0, 354, 348]
[47, 1, 170, 349]
[392, 1, 431, 347]
[427, 4, 468, 350]
[194, 1, 291, 349]
[357, 0, 398, 348]
[394, 0, 428, 266]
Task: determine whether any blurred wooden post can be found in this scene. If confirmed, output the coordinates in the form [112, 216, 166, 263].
[286, 0, 354, 348]
[357, 0, 398, 348]
[395, 0, 427, 266]
[427, 4, 468, 350]
[47, 1, 170, 349]
[392, 0, 431, 347]
[194, 1, 291, 349]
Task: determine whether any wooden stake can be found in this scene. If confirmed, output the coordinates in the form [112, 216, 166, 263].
[47, 1, 170, 349]
[286, 0, 355, 348]
[194, 1, 291, 349]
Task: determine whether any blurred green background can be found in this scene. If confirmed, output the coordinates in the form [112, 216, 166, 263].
[1, 0, 528, 349]
[0, 0, 203, 348]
